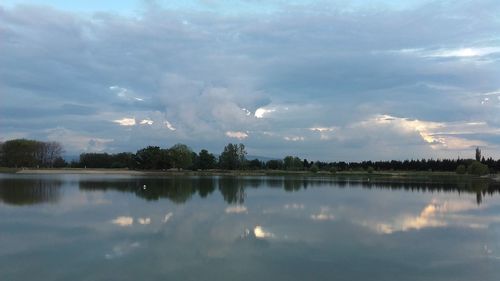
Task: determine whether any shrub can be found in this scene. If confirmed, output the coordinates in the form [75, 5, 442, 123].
[456, 165, 466, 175]
[467, 161, 489, 176]
[310, 164, 319, 173]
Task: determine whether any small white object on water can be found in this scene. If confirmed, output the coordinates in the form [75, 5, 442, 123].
[143, 184, 147, 190]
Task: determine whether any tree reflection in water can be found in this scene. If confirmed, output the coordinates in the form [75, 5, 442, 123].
[78, 176, 500, 205]
[0, 175, 499, 206]
[0, 177, 62, 205]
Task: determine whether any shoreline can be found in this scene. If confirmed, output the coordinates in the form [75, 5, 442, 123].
[7, 168, 495, 178]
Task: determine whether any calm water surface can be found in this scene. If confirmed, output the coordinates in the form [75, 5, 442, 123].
[1, 174, 500, 280]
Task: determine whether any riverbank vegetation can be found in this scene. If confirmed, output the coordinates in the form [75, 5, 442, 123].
[1, 139, 498, 176]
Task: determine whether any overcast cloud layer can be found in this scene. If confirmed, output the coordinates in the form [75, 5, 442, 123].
[1, 0, 500, 161]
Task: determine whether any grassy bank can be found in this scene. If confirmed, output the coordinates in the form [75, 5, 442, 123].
[5, 167, 493, 178]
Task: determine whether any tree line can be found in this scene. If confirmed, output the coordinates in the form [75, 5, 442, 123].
[1, 139, 498, 175]
[0, 139, 65, 168]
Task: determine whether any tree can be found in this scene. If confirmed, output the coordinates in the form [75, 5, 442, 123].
[467, 161, 489, 176]
[111, 152, 134, 168]
[475, 147, 481, 161]
[248, 159, 263, 170]
[283, 156, 303, 171]
[134, 146, 163, 170]
[39, 142, 63, 167]
[456, 164, 466, 174]
[52, 157, 68, 168]
[197, 149, 216, 170]
[219, 143, 247, 170]
[266, 159, 283, 170]
[309, 164, 319, 173]
[168, 144, 194, 170]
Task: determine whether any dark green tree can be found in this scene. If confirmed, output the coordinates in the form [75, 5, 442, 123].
[475, 147, 481, 161]
[456, 164, 466, 174]
[197, 149, 216, 170]
[248, 159, 263, 170]
[0, 139, 63, 168]
[283, 156, 303, 171]
[134, 146, 163, 169]
[168, 143, 194, 170]
[265, 159, 284, 170]
[467, 161, 489, 176]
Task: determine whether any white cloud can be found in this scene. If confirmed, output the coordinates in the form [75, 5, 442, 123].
[309, 127, 336, 132]
[163, 212, 173, 223]
[225, 131, 248, 140]
[109, 85, 144, 102]
[111, 216, 134, 227]
[139, 119, 154, 125]
[426, 47, 500, 58]
[369, 199, 484, 234]
[354, 114, 493, 150]
[164, 120, 176, 131]
[310, 127, 337, 140]
[253, 225, 274, 239]
[284, 136, 304, 142]
[114, 118, 136, 126]
[225, 205, 248, 214]
[394, 47, 500, 58]
[138, 217, 151, 225]
[45, 127, 113, 152]
[311, 207, 335, 221]
[284, 203, 305, 210]
[255, 107, 276, 118]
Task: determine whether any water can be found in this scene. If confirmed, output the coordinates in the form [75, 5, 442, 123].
[1, 174, 500, 281]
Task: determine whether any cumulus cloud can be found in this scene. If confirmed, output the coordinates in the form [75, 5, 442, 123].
[370, 199, 486, 234]
[225, 205, 248, 214]
[253, 225, 274, 239]
[1, 1, 500, 159]
[138, 217, 151, 225]
[140, 119, 154, 125]
[114, 118, 136, 126]
[111, 216, 134, 227]
[225, 131, 248, 140]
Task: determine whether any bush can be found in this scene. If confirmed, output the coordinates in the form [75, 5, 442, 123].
[330, 167, 337, 174]
[467, 161, 489, 176]
[310, 164, 319, 173]
[366, 166, 374, 174]
[456, 165, 466, 175]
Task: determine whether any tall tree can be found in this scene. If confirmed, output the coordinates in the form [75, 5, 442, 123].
[219, 143, 247, 170]
[168, 143, 194, 170]
[283, 156, 303, 171]
[475, 147, 481, 161]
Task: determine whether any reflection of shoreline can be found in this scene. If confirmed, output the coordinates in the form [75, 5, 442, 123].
[0, 178, 63, 205]
[79, 176, 500, 205]
[17, 169, 146, 175]
[1, 175, 499, 206]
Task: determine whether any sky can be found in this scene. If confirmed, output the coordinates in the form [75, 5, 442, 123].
[1, 0, 500, 161]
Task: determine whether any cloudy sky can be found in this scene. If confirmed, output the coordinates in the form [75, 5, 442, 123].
[1, 0, 500, 161]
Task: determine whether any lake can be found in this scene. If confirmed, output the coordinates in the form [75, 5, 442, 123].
[1, 174, 500, 280]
